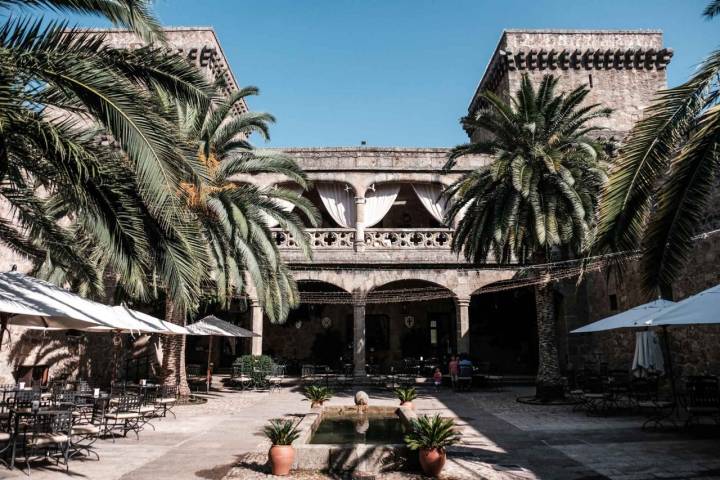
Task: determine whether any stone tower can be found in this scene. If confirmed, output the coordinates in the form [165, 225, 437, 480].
[466, 29, 673, 141]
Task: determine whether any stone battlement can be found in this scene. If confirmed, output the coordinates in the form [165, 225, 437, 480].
[467, 29, 670, 139]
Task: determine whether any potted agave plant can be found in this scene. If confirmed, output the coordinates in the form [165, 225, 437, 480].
[404, 414, 461, 477]
[263, 418, 301, 476]
[395, 387, 418, 409]
[304, 385, 333, 408]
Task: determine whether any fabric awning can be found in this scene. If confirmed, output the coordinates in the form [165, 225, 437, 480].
[570, 299, 676, 333]
[0, 271, 123, 330]
[82, 306, 189, 334]
[186, 315, 259, 337]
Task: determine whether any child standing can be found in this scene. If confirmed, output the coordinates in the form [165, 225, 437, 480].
[433, 367, 443, 392]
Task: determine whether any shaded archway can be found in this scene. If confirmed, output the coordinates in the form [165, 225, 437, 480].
[365, 279, 457, 371]
[261, 280, 353, 374]
[469, 284, 538, 375]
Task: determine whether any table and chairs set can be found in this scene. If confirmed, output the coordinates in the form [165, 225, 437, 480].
[231, 363, 286, 391]
[568, 368, 720, 429]
[0, 379, 179, 474]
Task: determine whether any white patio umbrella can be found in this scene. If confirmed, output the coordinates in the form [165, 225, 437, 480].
[0, 271, 133, 353]
[570, 299, 676, 333]
[82, 305, 190, 335]
[186, 315, 259, 392]
[632, 330, 665, 377]
[0, 271, 123, 332]
[643, 284, 720, 327]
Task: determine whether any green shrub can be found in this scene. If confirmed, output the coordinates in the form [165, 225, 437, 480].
[263, 418, 300, 445]
[233, 354, 274, 372]
[404, 414, 461, 451]
[303, 385, 333, 404]
[395, 387, 418, 403]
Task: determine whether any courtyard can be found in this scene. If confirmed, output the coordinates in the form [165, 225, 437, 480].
[2, 380, 718, 480]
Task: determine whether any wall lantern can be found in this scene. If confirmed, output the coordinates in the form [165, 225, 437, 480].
[294, 320, 303, 329]
[404, 315, 415, 328]
[321, 317, 332, 329]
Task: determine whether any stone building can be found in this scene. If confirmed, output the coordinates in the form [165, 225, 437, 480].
[2, 28, 719, 384]
[241, 30, 720, 379]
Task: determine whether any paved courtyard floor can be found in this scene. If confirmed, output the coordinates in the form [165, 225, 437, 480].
[1, 382, 719, 479]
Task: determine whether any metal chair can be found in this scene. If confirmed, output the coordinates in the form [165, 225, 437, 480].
[154, 385, 178, 419]
[685, 376, 720, 427]
[20, 410, 72, 474]
[104, 395, 142, 440]
[69, 397, 105, 461]
[267, 365, 285, 392]
[456, 365, 473, 392]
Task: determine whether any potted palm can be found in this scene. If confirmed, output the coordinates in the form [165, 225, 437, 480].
[404, 414, 461, 477]
[304, 385, 333, 408]
[395, 387, 418, 409]
[263, 418, 301, 476]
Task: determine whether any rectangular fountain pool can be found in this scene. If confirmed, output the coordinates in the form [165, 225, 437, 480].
[309, 411, 406, 445]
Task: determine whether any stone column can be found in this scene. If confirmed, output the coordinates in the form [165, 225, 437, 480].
[250, 299, 264, 356]
[455, 297, 471, 354]
[353, 298, 366, 376]
[354, 196, 366, 252]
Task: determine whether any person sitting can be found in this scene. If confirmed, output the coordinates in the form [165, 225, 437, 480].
[457, 355, 473, 391]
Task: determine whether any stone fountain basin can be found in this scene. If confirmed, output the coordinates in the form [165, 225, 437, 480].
[292, 405, 418, 473]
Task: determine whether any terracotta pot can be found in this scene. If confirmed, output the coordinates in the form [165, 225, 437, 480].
[310, 401, 324, 408]
[400, 401, 414, 410]
[269, 445, 295, 476]
[419, 448, 446, 477]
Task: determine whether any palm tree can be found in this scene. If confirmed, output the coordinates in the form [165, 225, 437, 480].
[444, 74, 610, 400]
[0, 2, 214, 310]
[161, 87, 318, 394]
[596, 1, 720, 296]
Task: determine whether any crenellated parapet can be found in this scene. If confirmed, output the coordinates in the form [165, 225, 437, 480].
[467, 30, 672, 138]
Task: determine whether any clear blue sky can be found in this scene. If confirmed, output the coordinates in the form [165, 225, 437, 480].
[59, 0, 719, 147]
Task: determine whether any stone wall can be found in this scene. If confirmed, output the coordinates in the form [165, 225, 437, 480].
[564, 233, 720, 376]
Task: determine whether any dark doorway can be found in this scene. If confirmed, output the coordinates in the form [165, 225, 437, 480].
[469, 286, 538, 374]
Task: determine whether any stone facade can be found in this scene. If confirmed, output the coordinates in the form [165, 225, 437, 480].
[467, 30, 670, 140]
[565, 233, 720, 376]
[3, 27, 719, 385]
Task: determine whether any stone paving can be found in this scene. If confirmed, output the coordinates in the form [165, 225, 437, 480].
[0, 381, 719, 479]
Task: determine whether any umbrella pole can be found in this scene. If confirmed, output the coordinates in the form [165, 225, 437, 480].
[0, 313, 7, 352]
[206, 336, 213, 393]
[661, 326, 678, 408]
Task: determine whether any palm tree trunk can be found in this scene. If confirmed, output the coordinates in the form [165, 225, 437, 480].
[534, 281, 564, 400]
[162, 298, 191, 397]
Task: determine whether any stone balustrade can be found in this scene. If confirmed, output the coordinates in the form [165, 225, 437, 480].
[363, 228, 453, 249]
[273, 228, 355, 249]
[272, 228, 453, 250]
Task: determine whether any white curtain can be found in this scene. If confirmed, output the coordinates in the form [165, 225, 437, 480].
[412, 183, 450, 224]
[364, 183, 401, 227]
[317, 182, 356, 228]
[632, 330, 665, 377]
[262, 184, 303, 228]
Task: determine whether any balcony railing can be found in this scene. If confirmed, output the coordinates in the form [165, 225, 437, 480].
[273, 228, 355, 249]
[272, 228, 453, 250]
[363, 228, 453, 249]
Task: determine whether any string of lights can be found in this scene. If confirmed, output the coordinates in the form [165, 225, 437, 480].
[295, 226, 720, 304]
